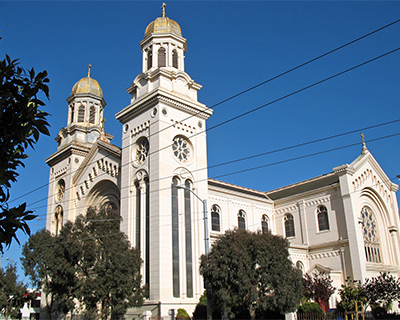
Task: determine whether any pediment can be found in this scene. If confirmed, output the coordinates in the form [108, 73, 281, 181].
[72, 140, 121, 201]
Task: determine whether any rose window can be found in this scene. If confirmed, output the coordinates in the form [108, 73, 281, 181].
[172, 136, 192, 162]
[135, 137, 149, 165]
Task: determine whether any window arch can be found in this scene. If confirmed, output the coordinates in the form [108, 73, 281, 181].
[317, 205, 329, 231]
[361, 206, 381, 263]
[70, 105, 75, 123]
[171, 177, 180, 297]
[147, 48, 153, 70]
[238, 210, 246, 230]
[55, 205, 63, 235]
[172, 49, 178, 68]
[158, 47, 166, 67]
[296, 261, 304, 273]
[262, 214, 269, 234]
[211, 205, 221, 232]
[78, 105, 85, 122]
[284, 213, 295, 238]
[89, 106, 96, 124]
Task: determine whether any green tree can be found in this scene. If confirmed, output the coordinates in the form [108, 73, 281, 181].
[336, 278, 366, 312]
[0, 54, 50, 253]
[21, 228, 80, 320]
[74, 206, 145, 320]
[363, 272, 400, 310]
[302, 271, 335, 309]
[0, 263, 28, 320]
[200, 229, 303, 319]
[176, 308, 190, 320]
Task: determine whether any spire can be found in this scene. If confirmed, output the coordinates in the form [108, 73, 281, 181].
[361, 133, 368, 155]
[161, 2, 166, 17]
[87, 64, 92, 77]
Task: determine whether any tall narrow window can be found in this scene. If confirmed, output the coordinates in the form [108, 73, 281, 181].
[135, 181, 141, 249]
[147, 48, 153, 70]
[70, 105, 75, 123]
[171, 177, 180, 297]
[145, 178, 150, 290]
[317, 205, 330, 231]
[184, 180, 193, 298]
[284, 213, 295, 238]
[158, 47, 166, 67]
[361, 207, 381, 263]
[211, 205, 221, 232]
[55, 205, 63, 235]
[238, 210, 246, 230]
[262, 214, 269, 234]
[78, 105, 85, 122]
[172, 49, 178, 68]
[89, 106, 96, 124]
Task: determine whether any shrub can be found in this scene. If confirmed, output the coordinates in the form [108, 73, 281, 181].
[298, 302, 324, 314]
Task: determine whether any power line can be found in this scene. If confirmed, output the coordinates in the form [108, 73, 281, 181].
[10, 28, 400, 211]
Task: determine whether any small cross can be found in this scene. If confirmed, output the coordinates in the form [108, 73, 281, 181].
[161, 3, 166, 17]
[361, 132, 365, 144]
[102, 117, 106, 129]
[87, 64, 92, 77]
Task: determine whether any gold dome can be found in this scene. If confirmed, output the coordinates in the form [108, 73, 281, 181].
[144, 16, 182, 38]
[71, 66, 103, 98]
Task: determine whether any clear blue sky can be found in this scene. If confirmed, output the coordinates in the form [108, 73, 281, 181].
[1, 1, 400, 283]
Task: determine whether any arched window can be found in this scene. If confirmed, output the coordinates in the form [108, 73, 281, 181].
[262, 214, 269, 234]
[238, 210, 246, 230]
[184, 179, 193, 298]
[89, 106, 96, 124]
[158, 47, 166, 67]
[70, 105, 75, 123]
[211, 205, 221, 232]
[147, 48, 152, 70]
[172, 49, 178, 68]
[171, 177, 180, 297]
[317, 205, 330, 231]
[284, 213, 295, 238]
[78, 105, 85, 122]
[361, 206, 381, 263]
[296, 261, 304, 274]
[55, 205, 63, 235]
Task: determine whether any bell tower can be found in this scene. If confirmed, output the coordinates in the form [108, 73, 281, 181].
[116, 5, 212, 315]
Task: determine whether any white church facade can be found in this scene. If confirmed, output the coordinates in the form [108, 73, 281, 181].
[45, 9, 400, 319]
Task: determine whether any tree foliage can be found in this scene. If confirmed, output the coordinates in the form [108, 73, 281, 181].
[21, 227, 81, 319]
[336, 278, 366, 312]
[0, 54, 50, 252]
[22, 206, 145, 320]
[76, 206, 145, 320]
[0, 263, 29, 320]
[200, 229, 303, 319]
[302, 270, 335, 305]
[363, 272, 400, 310]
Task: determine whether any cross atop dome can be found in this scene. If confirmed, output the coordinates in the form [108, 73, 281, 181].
[161, 2, 166, 17]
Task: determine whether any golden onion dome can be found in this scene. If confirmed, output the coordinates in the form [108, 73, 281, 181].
[144, 16, 182, 38]
[71, 65, 103, 98]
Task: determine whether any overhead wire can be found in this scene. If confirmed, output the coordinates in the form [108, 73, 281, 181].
[28, 131, 400, 219]
[8, 22, 400, 223]
[9, 18, 400, 205]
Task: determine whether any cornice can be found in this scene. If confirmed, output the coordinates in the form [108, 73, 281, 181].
[45, 142, 90, 167]
[116, 88, 212, 123]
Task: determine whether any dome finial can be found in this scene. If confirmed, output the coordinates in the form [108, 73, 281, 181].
[87, 64, 92, 77]
[161, 2, 166, 17]
[361, 132, 368, 155]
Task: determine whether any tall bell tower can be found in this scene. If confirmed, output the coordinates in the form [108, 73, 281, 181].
[116, 5, 212, 315]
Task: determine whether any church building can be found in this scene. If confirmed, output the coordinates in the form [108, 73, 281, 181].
[45, 7, 400, 319]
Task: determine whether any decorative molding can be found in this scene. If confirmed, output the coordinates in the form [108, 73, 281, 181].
[54, 167, 67, 178]
[171, 119, 195, 134]
[131, 120, 151, 137]
[304, 195, 331, 207]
